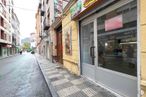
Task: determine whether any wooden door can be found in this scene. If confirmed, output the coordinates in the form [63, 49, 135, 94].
[56, 32, 63, 64]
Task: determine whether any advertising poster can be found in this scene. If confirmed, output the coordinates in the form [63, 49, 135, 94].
[65, 27, 72, 55]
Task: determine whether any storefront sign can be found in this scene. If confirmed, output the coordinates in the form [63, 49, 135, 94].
[70, 0, 82, 18]
[6, 45, 12, 48]
[83, 0, 98, 8]
[2, 44, 12, 48]
[70, 0, 100, 19]
[105, 15, 123, 31]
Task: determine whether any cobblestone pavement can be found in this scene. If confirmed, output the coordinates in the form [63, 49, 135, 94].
[35, 54, 118, 97]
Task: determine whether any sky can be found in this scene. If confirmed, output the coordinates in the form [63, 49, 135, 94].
[13, 0, 39, 39]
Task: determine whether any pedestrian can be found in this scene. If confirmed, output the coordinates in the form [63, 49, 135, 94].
[20, 50, 22, 55]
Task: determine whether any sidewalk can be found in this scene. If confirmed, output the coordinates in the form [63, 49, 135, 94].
[0, 54, 19, 60]
[35, 54, 118, 97]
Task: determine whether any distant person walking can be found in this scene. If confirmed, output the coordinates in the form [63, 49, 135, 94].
[19, 50, 22, 55]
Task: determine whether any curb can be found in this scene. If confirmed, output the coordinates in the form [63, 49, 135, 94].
[34, 54, 119, 97]
[35, 55, 59, 97]
[0, 54, 19, 60]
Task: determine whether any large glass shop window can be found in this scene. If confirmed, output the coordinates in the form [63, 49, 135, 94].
[97, 0, 137, 76]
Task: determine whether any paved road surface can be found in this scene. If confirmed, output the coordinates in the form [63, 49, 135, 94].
[0, 53, 52, 97]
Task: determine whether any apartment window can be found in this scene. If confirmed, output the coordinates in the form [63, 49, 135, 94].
[46, 0, 49, 4]
[1, 30, 4, 40]
[0, 17, 4, 27]
[3, 0, 6, 6]
[97, 0, 137, 76]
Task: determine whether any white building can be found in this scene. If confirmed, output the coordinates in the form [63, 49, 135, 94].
[0, 0, 20, 58]
[0, 0, 12, 58]
[11, 10, 20, 54]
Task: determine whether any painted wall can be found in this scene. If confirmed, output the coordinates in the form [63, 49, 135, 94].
[51, 28, 57, 56]
[140, 0, 146, 96]
[62, 11, 79, 75]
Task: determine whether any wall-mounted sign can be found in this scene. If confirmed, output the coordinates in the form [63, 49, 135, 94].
[70, 0, 82, 18]
[6, 45, 12, 48]
[65, 27, 72, 55]
[83, 0, 98, 8]
[105, 15, 123, 31]
[70, 0, 100, 19]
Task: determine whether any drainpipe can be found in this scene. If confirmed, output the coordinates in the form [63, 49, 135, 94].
[137, 0, 141, 97]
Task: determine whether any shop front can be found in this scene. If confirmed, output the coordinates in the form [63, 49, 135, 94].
[62, 1, 80, 75]
[0, 43, 12, 57]
[71, 0, 138, 97]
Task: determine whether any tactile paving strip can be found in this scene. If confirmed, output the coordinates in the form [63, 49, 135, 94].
[57, 86, 80, 97]
[82, 87, 97, 97]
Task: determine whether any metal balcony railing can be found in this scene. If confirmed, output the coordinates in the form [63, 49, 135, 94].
[41, 10, 45, 16]
[43, 18, 50, 30]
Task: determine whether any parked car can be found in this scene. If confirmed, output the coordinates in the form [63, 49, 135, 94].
[31, 51, 35, 54]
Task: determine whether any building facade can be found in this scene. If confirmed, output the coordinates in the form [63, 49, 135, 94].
[30, 32, 36, 49]
[11, 10, 20, 54]
[70, 0, 137, 97]
[36, 0, 146, 97]
[37, 0, 52, 59]
[62, 1, 80, 75]
[35, 5, 42, 54]
[0, 0, 12, 58]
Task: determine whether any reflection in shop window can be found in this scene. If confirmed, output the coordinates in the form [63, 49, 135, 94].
[97, 0, 137, 76]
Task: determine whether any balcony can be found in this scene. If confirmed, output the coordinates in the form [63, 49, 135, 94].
[43, 18, 50, 30]
[41, 10, 45, 16]
[44, 25, 50, 30]
[44, 21, 50, 30]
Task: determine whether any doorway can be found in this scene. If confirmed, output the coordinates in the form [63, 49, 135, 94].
[80, 21, 95, 80]
[56, 26, 63, 64]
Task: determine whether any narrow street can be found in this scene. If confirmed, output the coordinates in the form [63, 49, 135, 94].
[0, 53, 52, 97]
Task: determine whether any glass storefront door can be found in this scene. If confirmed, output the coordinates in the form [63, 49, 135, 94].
[81, 22, 95, 80]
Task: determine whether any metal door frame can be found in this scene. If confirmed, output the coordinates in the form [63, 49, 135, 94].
[80, 18, 96, 81]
